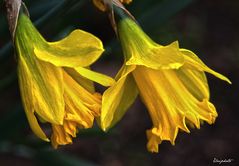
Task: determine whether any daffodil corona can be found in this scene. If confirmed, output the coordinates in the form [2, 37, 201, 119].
[100, 17, 231, 153]
[15, 13, 114, 148]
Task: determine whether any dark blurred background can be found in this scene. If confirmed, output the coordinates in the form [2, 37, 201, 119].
[0, 0, 239, 166]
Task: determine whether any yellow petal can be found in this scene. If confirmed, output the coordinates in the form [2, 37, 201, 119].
[30, 59, 64, 124]
[118, 18, 184, 69]
[25, 110, 50, 142]
[100, 65, 138, 131]
[75, 67, 115, 87]
[51, 124, 73, 149]
[176, 67, 209, 100]
[51, 120, 79, 148]
[63, 70, 101, 128]
[126, 41, 185, 70]
[34, 30, 104, 67]
[146, 128, 162, 153]
[63, 121, 78, 137]
[133, 66, 218, 152]
[15, 14, 65, 125]
[64, 67, 95, 93]
[181, 49, 231, 84]
[18, 56, 49, 142]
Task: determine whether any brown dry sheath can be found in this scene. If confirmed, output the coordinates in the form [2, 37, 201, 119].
[4, 0, 22, 41]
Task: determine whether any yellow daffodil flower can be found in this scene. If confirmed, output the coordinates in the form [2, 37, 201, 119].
[93, 0, 132, 11]
[100, 17, 231, 153]
[15, 13, 115, 148]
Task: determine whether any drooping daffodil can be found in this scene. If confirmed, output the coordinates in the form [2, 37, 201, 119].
[15, 13, 115, 148]
[100, 16, 231, 153]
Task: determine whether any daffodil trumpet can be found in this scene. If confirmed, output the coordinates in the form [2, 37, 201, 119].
[15, 13, 115, 148]
[100, 9, 231, 153]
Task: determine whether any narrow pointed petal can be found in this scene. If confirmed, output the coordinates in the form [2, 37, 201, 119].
[34, 30, 104, 67]
[75, 67, 115, 87]
[64, 67, 95, 93]
[18, 56, 49, 142]
[126, 41, 185, 69]
[100, 65, 138, 131]
[181, 49, 231, 84]
[25, 109, 50, 142]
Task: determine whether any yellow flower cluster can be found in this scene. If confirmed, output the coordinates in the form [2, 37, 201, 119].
[14, 1, 230, 152]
